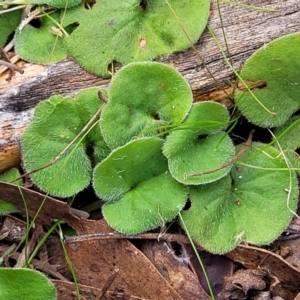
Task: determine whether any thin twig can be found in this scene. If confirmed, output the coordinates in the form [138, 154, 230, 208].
[65, 232, 203, 250]
[188, 129, 255, 177]
[0, 60, 24, 74]
[0, 46, 23, 80]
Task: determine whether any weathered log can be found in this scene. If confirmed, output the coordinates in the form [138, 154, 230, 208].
[0, 0, 300, 172]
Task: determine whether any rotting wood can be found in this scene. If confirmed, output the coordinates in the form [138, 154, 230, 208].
[0, 0, 300, 172]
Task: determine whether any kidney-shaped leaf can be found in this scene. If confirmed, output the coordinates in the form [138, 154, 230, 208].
[21, 88, 108, 197]
[62, 0, 210, 76]
[235, 33, 300, 128]
[181, 142, 299, 254]
[101, 62, 193, 149]
[93, 137, 187, 234]
[163, 102, 235, 185]
[0, 268, 56, 300]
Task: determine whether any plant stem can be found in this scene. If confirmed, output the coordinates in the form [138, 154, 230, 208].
[178, 212, 216, 300]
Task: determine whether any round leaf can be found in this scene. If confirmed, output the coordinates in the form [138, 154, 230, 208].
[235, 33, 300, 127]
[163, 102, 235, 185]
[15, 12, 67, 64]
[0, 268, 56, 300]
[62, 0, 210, 76]
[21, 89, 107, 197]
[181, 142, 299, 254]
[101, 62, 193, 148]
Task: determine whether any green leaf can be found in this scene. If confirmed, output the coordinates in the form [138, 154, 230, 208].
[101, 62, 193, 148]
[21, 88, 108, 197]
[235, 33, 300, 127]
[0, 168, 21, 215]
[15, 12, 67, 64]
[93, 137, 187, 234]
[181, 143, 299, 254]
[0, 268, 56, 300]
[0, 8, 22, 47]
[62, 0, 210, 76]
[163, 102, 235, 185]
[274, 116, 300, 151]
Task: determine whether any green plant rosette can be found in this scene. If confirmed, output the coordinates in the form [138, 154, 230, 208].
[235, 32, 300, 128]
[101, 61, 193, 149]
[181, 142, 299, 254]
[21, 88, 109, 197]
[62, 0, 210, 76]
[93, 137, 188, 234]
[163, 102, 235, 185]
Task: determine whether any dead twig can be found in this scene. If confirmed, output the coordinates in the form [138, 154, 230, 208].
[65, 232, 203, 251]
[0, 46, 23, 80]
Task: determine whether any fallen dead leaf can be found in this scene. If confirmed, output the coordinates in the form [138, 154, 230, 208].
[219, 268, 267, 299]
[225, 244, 300, 299]
[141, 240, 208, 300]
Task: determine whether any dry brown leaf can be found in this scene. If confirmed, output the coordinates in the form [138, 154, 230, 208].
[141, 241, 208, 300]
[225, 244, 300, 299]
[65, 220, 184, 300]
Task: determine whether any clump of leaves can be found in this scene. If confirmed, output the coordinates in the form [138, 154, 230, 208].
[62, 0, 210, 75]
[20, 57, 300, 254]
[12, 0, 210, 75]
[93, 137, 187, 234]
[235, 32, 300, 128]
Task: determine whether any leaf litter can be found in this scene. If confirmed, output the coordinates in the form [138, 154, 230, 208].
[2, 179, 300, 299]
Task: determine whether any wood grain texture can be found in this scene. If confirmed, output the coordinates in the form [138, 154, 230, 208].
[0, 0, 300, 172]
